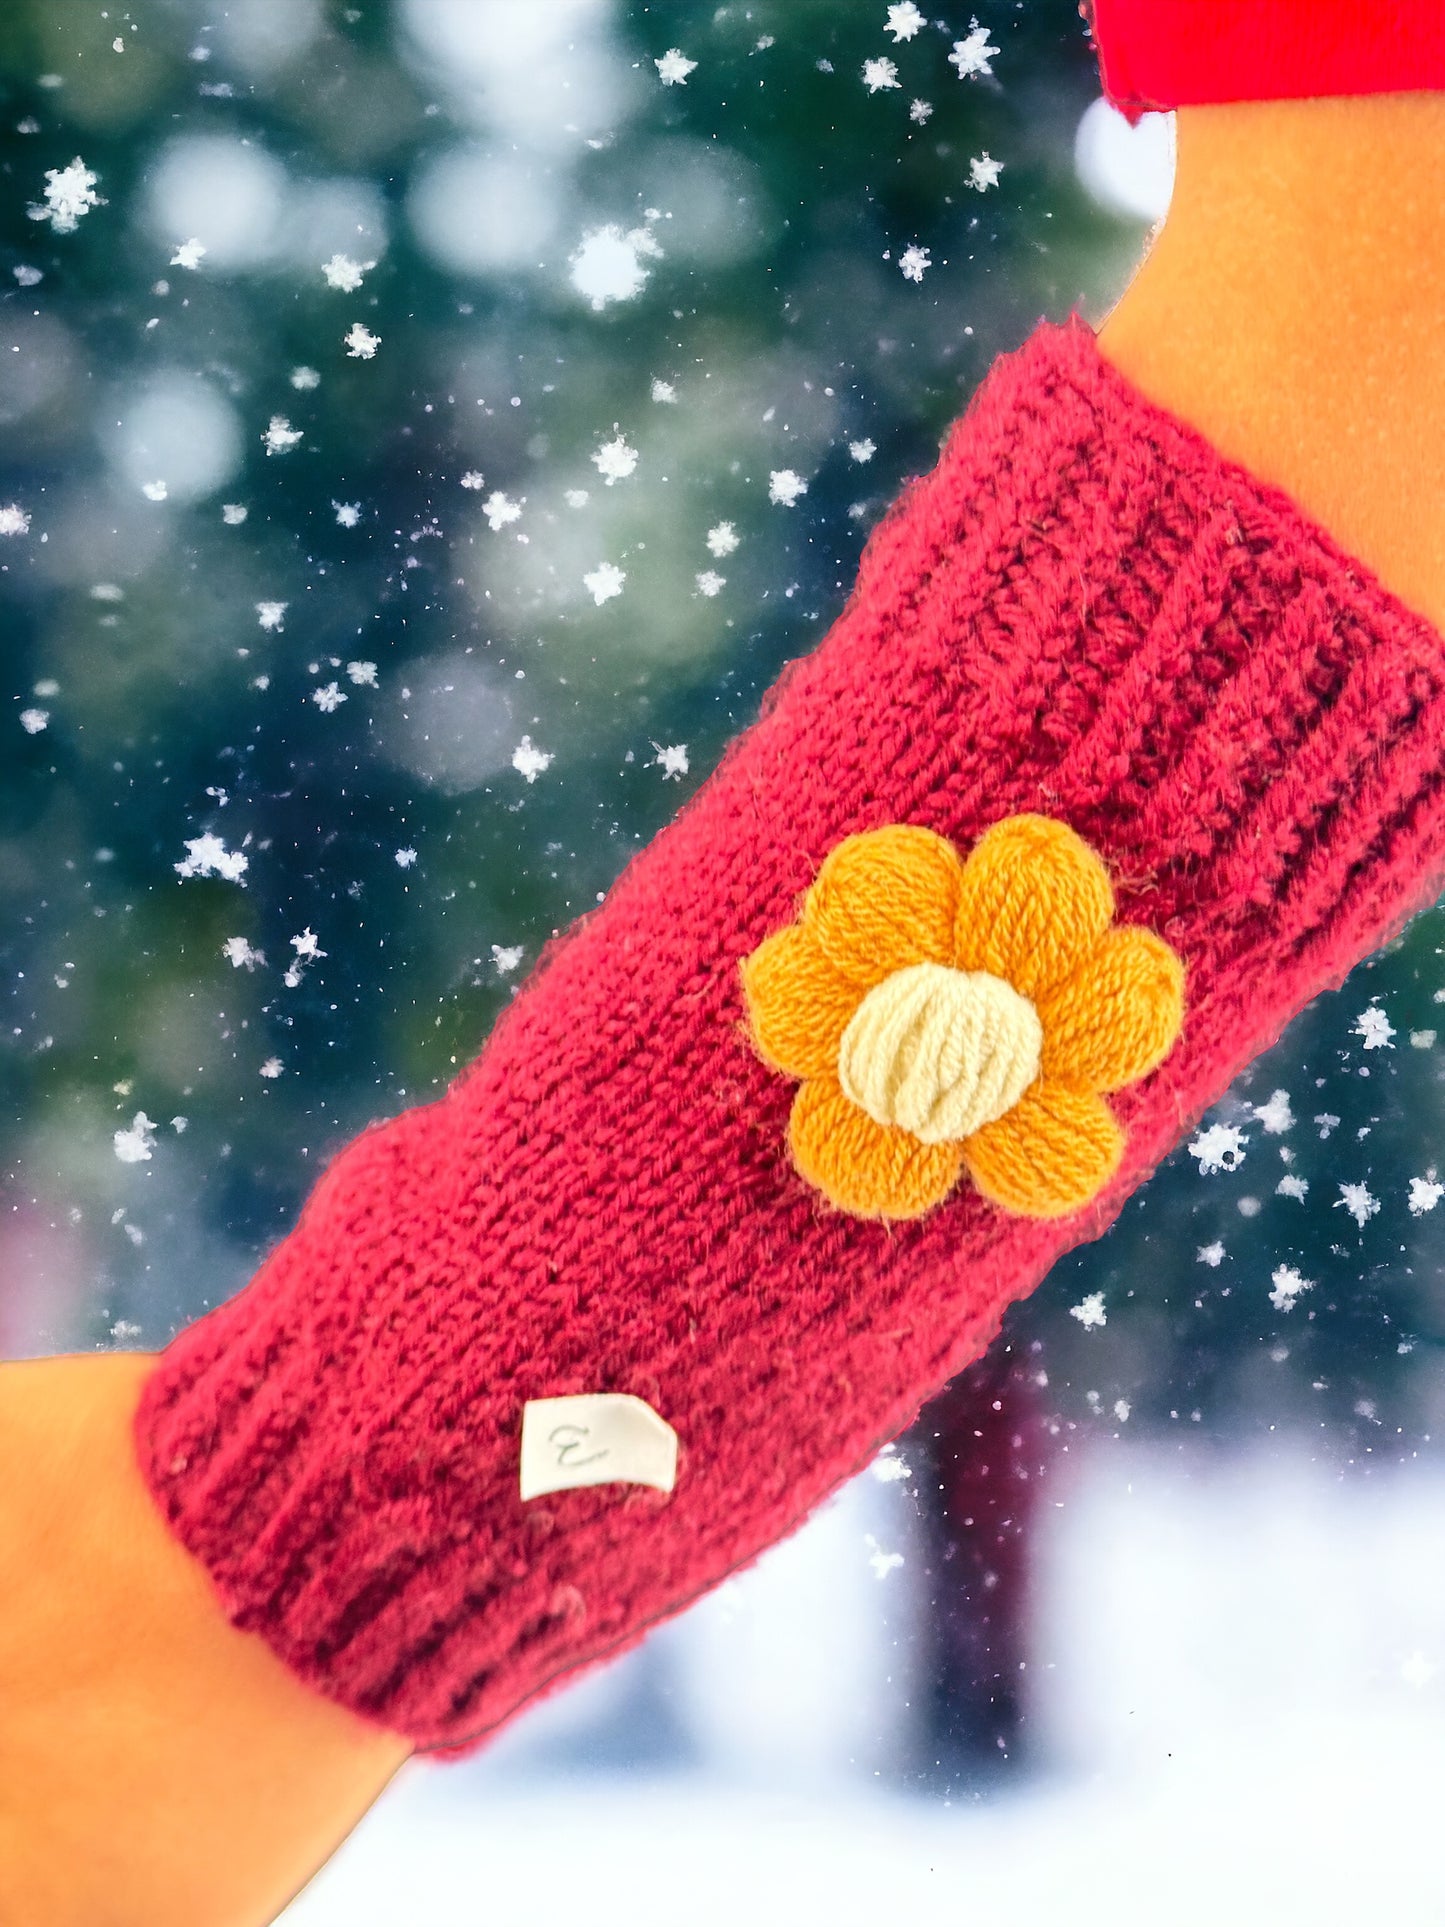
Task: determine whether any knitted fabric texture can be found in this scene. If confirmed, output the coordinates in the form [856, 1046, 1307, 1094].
[133, 311, 1445, 1757]
[741, 814, 1185, 1220]
[1082, 1, 1445, 126]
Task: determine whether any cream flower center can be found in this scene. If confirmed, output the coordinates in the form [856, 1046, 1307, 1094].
[837, 961, 1043, 1144]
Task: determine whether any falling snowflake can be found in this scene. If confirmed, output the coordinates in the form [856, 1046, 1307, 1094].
[346, 660, 378, 685]
[909, 98, 934, 124]
[263, 415, 303, 455]
[849, 439, 877, 463]
[492, 943, 525, 974]
[1070, 1291, 1107, 1330]
[1197, 1240, 1225, 1266]
[1315, 1113, 1341, 1140]
[169, 238, 206, 270]
[1269, 1264, 1314, 1312]
[141, 480, 168, 502]
[1189, 1121, 1248, 1174]
[592, 433, 639, 485]
[222, 936, 264, 970]
[255, 600, 287, 632]
[221, 503, 248, 525]
[13, 265, 43, 287]
[29, 156, 102, 232]
[459, 470, 485, 490]
[19, 708, 49, 734]
[653, 742, 690, 780]
[862, 56, 900, 93]
[395, 847, 418, 868]
[871, 1451, 912, 1483]
[655, 48, 697, 85]
[584, 560, 626, 605]
[312, 681, 347, 712]
[175, 833, 248, 882]
[768, 468, 808, 506]
[344, 322, 380, 359]
[512, 735, 554, 783]
[283, 928, 326, 988]
[706, 521, 740, 557]
[321, 252, 373, 291]
[1409, 1174, 1445, 1216]
[1336, 1181, 1381, 1229]
[1114, 1399, 1131, 1422]
[482, 490, 522, 531]
[1251, 1089, 1295, 1134]
[333, 501, 361, 527]
[113, 1112, 157, 1164]
[886, 3, 927, 41]
[897, 244, 931, 283]
[1276, 1174, 1309, 1202]
[1411, 1030, 1437, 1049]
[569, 223, 662, 311]
[695, 570, 726, 597]
[651, 378, 677, 403]
[565, 488, 590, 508]
[949, 17, 1000, 79]
[1354, 1004, 1396, 1049]
[289, 365, 320, 390]
[0, 504, 31, 536]
[968, 152, 1004, 191]
[259, 1056, 283, 1079]
[864, 1533, 904, 1579]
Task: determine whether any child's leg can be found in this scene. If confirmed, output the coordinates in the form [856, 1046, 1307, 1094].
[1097, 93, 1445, 637]
[0, 1351, 412, 1927]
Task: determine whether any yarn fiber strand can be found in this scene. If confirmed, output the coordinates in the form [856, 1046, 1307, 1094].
[134, 312, 1445, 1755]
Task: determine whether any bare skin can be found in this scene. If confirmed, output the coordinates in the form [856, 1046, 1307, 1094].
[0, 1353, 413, 1926]
[3, 86, 1443, 1927]
[1095, 93, 1445, 641]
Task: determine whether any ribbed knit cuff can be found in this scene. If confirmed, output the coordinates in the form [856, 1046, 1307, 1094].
[134, 311, 1445, 1756]
[1084, 0, 1445, 125]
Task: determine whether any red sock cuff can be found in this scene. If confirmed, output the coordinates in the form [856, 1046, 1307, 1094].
[1084, 0, 1445, 125]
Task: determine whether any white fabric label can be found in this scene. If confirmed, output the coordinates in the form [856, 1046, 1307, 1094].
[519, 1393, 679, 1502]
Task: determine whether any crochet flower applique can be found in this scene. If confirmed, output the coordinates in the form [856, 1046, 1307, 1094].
[739, 815, 1186, 1222]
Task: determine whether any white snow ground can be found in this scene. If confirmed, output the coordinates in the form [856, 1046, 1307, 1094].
[282, 1435, 1445, 1925]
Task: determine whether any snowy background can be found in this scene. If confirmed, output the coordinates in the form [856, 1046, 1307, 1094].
[285, 1432, 1445, 1925]
[3, 3, 1445, 1920]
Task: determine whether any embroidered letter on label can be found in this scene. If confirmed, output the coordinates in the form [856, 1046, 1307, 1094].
[519, 1393, 679, 1501]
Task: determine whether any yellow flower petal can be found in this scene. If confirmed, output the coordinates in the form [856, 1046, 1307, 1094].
[803, 824, 963, 987]
[740, 923, 863, 1081]
[1038, 924, 1185, 1093]
[961, 1079, 1123, 1220]
[953, 814, 1115, 1002]
[789, 1075, 965, 1221]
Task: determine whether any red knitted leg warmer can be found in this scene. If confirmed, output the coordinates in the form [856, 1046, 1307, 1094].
[133, 312, 1445, 1756]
